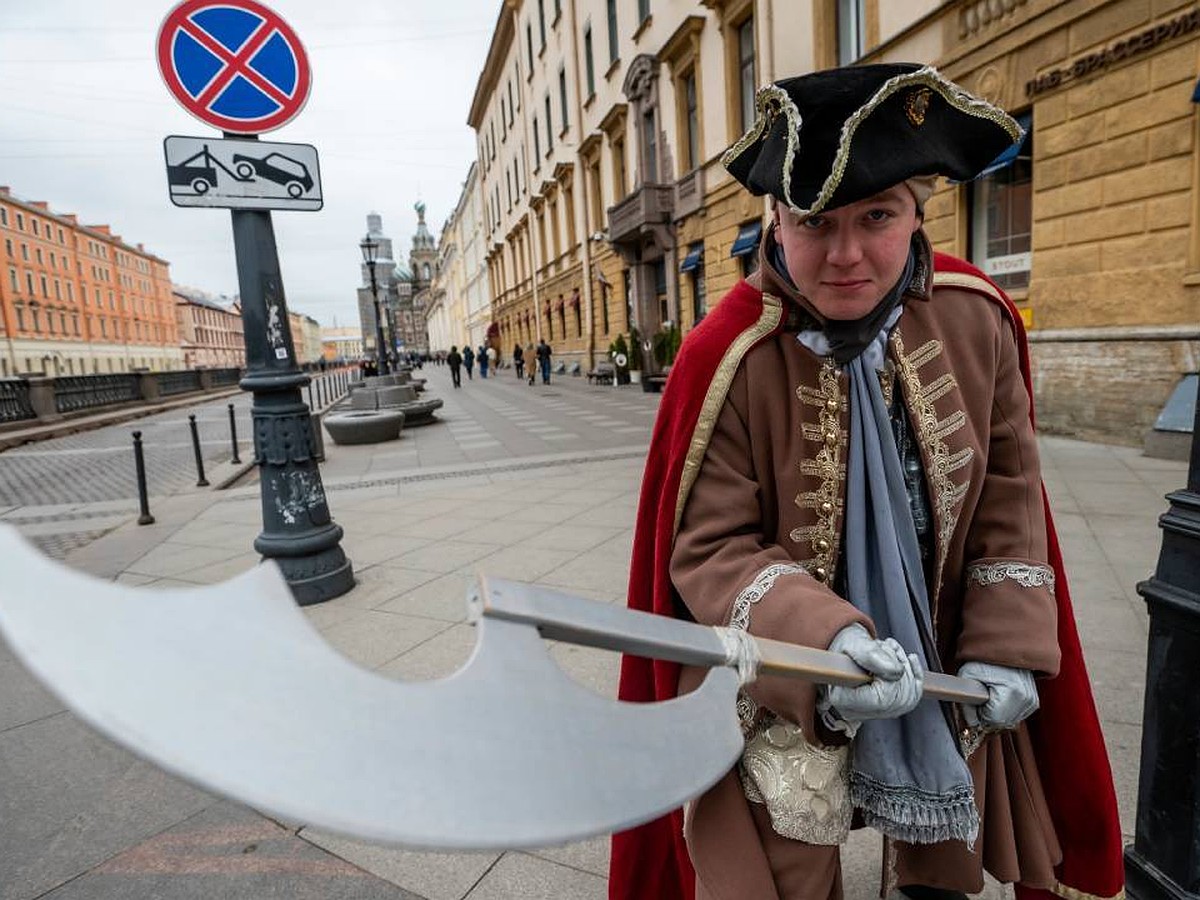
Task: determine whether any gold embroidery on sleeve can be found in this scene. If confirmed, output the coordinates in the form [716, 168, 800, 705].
[890, 329, 973, 601]
[791, 360, 844, 584]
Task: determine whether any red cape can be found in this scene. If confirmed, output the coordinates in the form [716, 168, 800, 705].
[608, 255, 1124, 900]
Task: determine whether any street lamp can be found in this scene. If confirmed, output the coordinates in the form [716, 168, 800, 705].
[1125, 382, 1200, 898]
[359, 235, 390, 376]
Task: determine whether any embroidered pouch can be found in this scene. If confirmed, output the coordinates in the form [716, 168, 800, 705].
[739, 715, 852, 845]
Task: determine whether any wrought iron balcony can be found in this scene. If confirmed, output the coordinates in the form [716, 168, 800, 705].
[607, 183, 676, 245]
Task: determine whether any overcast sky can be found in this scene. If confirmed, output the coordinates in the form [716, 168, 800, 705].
[0, 1, 495, 328]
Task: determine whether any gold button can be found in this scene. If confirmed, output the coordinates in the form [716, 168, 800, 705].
[813, 567, 827, 582]
[825, 398, 839, 412]
[820, 500, 833, 515]
[814, 538, 830, 552]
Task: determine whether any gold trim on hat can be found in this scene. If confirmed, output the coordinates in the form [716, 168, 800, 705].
[804, 66, 1022, 216]
[721, 85, 805, 213]
[723, 66, 1023, 218]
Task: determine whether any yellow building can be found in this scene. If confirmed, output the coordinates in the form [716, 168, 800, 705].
[469, 0, 1199, 441]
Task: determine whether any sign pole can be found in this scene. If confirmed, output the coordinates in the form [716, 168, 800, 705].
[228, 136, 352, 604]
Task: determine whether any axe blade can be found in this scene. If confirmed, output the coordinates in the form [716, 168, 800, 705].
[0, 525, 743, 850]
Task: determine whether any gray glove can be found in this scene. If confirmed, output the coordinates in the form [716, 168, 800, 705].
[819, 624, 925, 727]
[957, 661, 1039, 730]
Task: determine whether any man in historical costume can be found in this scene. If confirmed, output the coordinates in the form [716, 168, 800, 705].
[609, 64, 1124, 900]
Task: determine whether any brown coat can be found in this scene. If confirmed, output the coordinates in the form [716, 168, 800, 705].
[669, 268, 1063, 897]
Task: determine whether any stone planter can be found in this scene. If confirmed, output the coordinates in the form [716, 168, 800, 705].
[323, 410, 404, 445]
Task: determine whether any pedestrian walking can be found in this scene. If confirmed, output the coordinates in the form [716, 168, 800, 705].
[610, 63, 1122, 900]
[513, 343, 525, 380]
[463, 345, 474, 380]
[446, 345, 462, 389]
[478, 345, 489, 379]
[536, 339, 552, 385]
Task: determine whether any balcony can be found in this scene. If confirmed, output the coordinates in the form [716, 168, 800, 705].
[607, 183, 675, 245]
[674, 167, 706, 221]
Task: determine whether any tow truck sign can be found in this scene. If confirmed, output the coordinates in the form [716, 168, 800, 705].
[163, 135, 322, 210]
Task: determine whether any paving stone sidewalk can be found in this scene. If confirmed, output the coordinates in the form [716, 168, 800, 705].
[0, 433, 1185, 899]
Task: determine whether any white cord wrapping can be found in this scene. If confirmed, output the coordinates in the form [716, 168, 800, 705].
[715, 626, 762, 686]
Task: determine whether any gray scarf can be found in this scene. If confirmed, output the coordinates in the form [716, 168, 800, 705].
[797, 264, 979, 847]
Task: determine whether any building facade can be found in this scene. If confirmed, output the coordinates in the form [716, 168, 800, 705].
[0, 186, 183, 377]
[406, 203, 437, 356]
[466, 0, 1199, 442]
[427, 162, 489, 354]
[356, 212, 412, 364]
[322, 325, 364, 362]
[174, 287, 245, 369]
[874, 0, 1200, 444]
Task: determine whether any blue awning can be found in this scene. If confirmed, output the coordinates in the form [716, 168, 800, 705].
[974, 112, 1032, 179]
[680, 243, 704, 273]
[730, 220, 762, 258]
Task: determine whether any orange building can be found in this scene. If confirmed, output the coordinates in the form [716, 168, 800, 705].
[0, 186, 183, 378]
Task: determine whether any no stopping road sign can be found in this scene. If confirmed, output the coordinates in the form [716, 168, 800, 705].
[157, 0, 311, 134]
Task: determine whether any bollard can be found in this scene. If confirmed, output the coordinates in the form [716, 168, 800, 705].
[132, 431, 155, 525]
[188, 414, 210, 487]
[228, 403, 241, 464]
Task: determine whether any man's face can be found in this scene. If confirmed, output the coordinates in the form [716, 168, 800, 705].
[773, 186, 921, 320]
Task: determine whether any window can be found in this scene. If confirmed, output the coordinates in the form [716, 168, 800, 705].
[4, 239, 10, 257]
[607, 0, 619, 64]
[32, 219, 39, 236]
[527, 23, 534, 71]
[588, 158, 603, 232]
[538, 0, 546, 48]
[21, 244, 28, 261]
[534, 116, 541, 165]
[837, 0, 866, 65]
[601, 281, 610, 334]
[737, 17, 756, 134]
[970, 114, 1032, 292]
[25, 272, 34, 294]
[545, 94, 554, 153]
[731, 219, 762, 277]
[554, 0, 561, 22]
[612, 135, 627, 198]
[58, 228, 64, 244]
[7, 268, 16, 293]
[0, 208, 6, 226]
[508, 81, 515, 125]
[14, 305, 23, 330]
[35, 248, 43, 265]
[638, 0, 650, 24]
[16, 212, 24, 231]
[559, 67, 570, 133]
[507, 170, 513, 210]
[501, 98, 508, 138]
[66, 282, 73, 301]
[681, 69, 700, 170]
[584, 25, 595, 97]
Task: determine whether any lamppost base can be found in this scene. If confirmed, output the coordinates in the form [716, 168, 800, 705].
[256, 523, 355, 606]
[1125, 846, 1199, 900]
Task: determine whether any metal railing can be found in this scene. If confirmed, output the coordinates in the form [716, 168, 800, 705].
[158, 370, 203, 396]
[54, 374, 140, 414]
[0, 379, 35, 424]
[210, 367, 241, 386]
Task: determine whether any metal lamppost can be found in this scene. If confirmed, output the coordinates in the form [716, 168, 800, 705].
[228, 200, 353, 606]
[1125, 382, 1200, 898]
[360, 235, 389, 376]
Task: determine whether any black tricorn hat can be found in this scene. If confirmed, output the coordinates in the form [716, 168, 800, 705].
[723, 63, 1023, 215]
